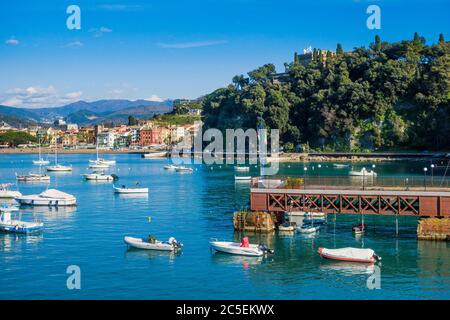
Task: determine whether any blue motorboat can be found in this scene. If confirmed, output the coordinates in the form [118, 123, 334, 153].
[0, 207, 44, 234]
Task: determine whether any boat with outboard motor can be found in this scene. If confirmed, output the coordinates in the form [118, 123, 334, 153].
[0, 183, 22, 198]
[0, 206, 44, 234]
[317, 247, 381, 263]
[175, 166, 193, 173]
[124, 236, 182, 251]
[210, 237, 274, 257]
[82, 172, 117, 181]
[113, 184, 148, 194]
[14, 189, 77, 206]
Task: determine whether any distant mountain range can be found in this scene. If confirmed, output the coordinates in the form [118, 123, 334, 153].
[0, 99, 173, 127]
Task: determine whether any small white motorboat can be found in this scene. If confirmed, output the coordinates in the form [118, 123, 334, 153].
[287, 211, 326, 218]
[113, 184, 148, 194]
[88, 162, 110, 169]
[89, 159, 116, 165]
[209, 241, 274, 257]
[318, 247, 381, 263]
[46, 164, 73, 172]
[16, 173, 51, 182]
[349, 169, 377, 177]
[234, 176, 251, 181]
[142, 151, 168, 158]
[234, 166, 250, 172]
[0, 207, 44, 234]
[33, 159, 50, 165]
[0, 184, 22, 198]
[333, 163, 349, 168]
[15, 189, 77, 206]
[164, 164, 178, 170]
[297, 225, 320, 234]
[175, 166, 193, 173]
[82, 172, 115, 181]
[124, 236, 182, 251]
[278, 222, 296, 232]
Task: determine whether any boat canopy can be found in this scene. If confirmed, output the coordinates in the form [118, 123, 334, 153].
[322, 247, 375, 260]
[40, 189, 75, 200]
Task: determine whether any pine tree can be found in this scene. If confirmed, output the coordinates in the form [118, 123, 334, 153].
[375, 35, 381, 51]
[439, 33, 445, 44]
[336, 43, 343, 55]
[294, 52, 300, 65]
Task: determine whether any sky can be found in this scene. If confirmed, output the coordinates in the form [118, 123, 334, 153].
[0, 0, 448, 108]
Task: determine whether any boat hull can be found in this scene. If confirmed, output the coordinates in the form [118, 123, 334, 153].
[113, 187, 148, 194]
[124, 236, 176, 251]
[210, 241, 265, 257]
[318, 247, 376, 263]
[14, 196, 76, 206]
[0, 222, 44, 234]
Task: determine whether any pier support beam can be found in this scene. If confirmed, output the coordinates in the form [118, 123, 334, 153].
[417, 218, 450, 241]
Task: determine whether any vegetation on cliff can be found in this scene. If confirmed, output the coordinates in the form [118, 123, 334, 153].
[202, 33, 450, 152]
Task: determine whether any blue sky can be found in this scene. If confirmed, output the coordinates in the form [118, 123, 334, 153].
[0, 0, 448, 108]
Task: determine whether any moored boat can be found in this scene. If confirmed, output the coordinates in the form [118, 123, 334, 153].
[317, 247, 381, 263]
[349, 169, 377, 177]
[142, 151, 168, 158]
[287, 211, 326, 218]
[352, 223, 367, 235]
[0, 207, 44, 234]
[16, 173, 51, 182]
[15, 189, 77, 206]
[113, 184, 148, 194]
[88, 162, 109, 169]
[333, 163, 349, 168]
[297, 225, 320, 234]
[0, 184, 22, 198]
[46, 164, 72, 172]
[278, 222, 296, 232]
[164, 164, 178, 170]
[234, 175, 251, 181]
[175, 166, 193, 173]
[124, 236, 182, 251]
[82, 172, 115, 181]
[234, 166, 250, 172]
[210, 238, 274, 257]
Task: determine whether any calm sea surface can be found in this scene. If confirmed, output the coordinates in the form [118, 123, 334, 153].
[0, 154, 449, 299]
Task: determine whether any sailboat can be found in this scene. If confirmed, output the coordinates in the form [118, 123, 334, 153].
[89, 139, 115, 167]
[32, 138, 49, 165]
[46, 142, 72, 172]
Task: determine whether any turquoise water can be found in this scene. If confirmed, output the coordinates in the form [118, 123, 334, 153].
[0, 154, 449, 299]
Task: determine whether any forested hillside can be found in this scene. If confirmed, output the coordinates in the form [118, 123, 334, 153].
[202, 33, 450, 152]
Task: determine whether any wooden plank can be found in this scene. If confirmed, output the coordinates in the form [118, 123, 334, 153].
[251, 193, 267, 211]
[419, 196, 437, 217]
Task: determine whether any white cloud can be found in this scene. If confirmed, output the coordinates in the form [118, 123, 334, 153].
[64, 41, 84, 48]
[5, 37, 19, 46]
[157, 40, 228, 49]
[0, 86, 83, 108]
[146, 95, 164, 102]
[90, 26, 113, 37]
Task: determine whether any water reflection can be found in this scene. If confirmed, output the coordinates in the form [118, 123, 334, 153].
[0, 233, 44, 252]
[124, 247, 181, 261]
[320, 261, 376, 276]
[211, 252, 263, 268]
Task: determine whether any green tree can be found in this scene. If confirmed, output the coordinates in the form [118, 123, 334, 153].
[128, 115, 138, 126]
